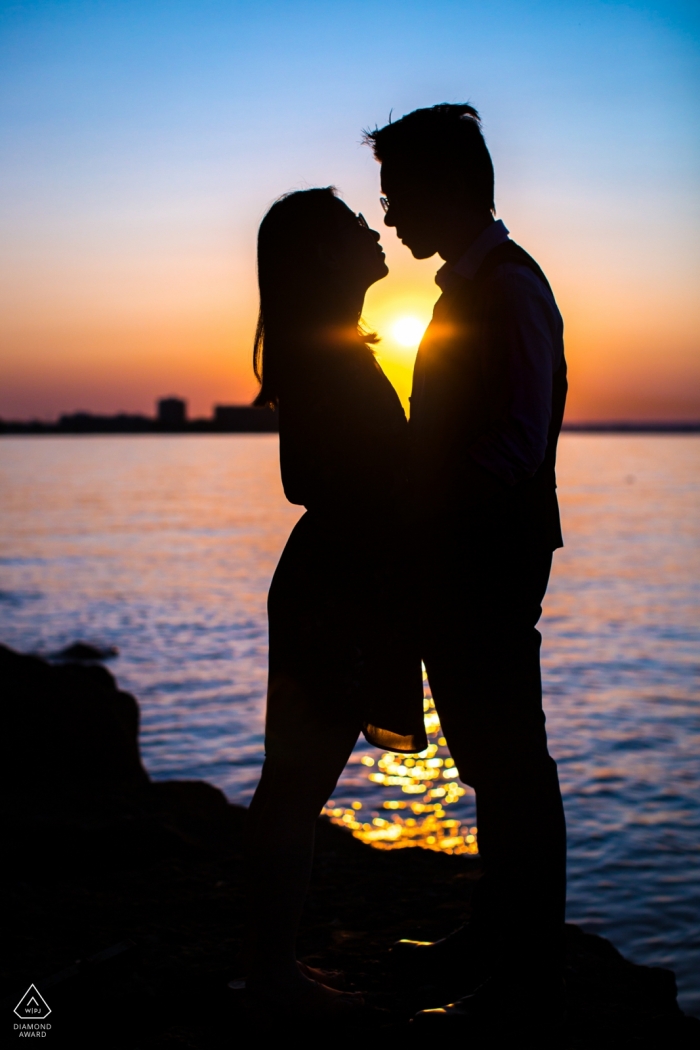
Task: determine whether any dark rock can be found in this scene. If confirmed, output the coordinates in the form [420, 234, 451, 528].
[564, 924, 699, 1047]
[52, 641, 119, 661]
[1, 644, 148, 817]
[0, 644, 242, 870]
[1, 643, 697, 1048]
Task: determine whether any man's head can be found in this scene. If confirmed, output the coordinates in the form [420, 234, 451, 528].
[364, 104, 495, 261]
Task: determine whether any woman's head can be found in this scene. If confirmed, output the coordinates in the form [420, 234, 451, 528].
[253, 187, 387, 406]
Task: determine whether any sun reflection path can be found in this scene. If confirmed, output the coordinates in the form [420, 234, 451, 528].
[323, 675, 479, 856]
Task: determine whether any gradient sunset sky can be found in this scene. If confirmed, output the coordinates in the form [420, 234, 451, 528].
[1, 0, 698, 421]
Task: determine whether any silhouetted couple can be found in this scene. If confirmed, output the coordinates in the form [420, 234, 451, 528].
[243, 104, 568, 1038]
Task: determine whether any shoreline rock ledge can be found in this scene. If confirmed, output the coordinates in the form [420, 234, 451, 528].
[1, 643, 698, 1047]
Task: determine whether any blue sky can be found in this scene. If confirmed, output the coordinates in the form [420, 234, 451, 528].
[1, 0, 698, 418]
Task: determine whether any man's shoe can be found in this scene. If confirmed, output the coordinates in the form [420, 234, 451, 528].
[392, 923, 475, 965]
[412, 970, 566, 1043]
[391, 923, 495, 985]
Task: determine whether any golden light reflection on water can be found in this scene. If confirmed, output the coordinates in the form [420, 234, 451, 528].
[323, 683, 479, 856]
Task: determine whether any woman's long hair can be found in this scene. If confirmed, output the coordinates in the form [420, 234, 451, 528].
[253, 187, 375, 407]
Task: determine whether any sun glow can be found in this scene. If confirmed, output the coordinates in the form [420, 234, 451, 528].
[391, 316, 426, 348]
[323, 694, 479, 855]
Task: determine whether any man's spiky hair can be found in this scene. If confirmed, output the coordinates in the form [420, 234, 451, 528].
[363, 103, 495, 213]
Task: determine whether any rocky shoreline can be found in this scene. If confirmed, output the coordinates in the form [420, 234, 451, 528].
[2, 644, 698, 1047]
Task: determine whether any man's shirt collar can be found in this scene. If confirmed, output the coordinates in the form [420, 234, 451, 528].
[435, 219, 510, 290]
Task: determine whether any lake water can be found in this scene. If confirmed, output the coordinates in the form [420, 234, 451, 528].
[1, 434, 698, 1014]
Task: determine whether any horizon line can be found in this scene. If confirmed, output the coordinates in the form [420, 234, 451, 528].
[1, 410, 700, 436]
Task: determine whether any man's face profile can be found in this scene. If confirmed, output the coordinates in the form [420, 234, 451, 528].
[379, 162, 441, 260]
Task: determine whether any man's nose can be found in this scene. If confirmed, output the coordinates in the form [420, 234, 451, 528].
[383, 209, 397, 228]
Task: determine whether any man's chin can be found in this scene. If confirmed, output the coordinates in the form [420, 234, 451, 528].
[403, 240, 437, 260]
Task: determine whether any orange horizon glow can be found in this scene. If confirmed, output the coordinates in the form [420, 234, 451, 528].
[3, 227, 698, 423]
[1, 3, 698, 424]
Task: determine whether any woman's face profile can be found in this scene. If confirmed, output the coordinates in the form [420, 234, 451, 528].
[323, 203, 389, 291]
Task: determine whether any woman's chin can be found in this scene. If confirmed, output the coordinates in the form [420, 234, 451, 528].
[371, 260, 390, 284]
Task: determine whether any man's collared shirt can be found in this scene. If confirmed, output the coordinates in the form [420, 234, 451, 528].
[431, 219, 564, 487]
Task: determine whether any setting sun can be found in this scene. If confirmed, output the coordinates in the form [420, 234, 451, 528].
[391, 316, 426, 348]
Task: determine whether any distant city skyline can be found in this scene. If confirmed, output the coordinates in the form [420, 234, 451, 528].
[1, 0, 699, 421]
[2, 391, 697, 431]
[0, 395, 281, 433]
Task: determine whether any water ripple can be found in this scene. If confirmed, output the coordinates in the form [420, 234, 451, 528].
[0, 433, 698, 1013]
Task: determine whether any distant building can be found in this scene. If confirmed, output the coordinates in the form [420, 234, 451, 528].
[59, 412, 153, 433]
[157, 397, 187, 426]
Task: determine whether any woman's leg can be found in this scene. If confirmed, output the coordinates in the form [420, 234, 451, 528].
[244, 674, 360, 997]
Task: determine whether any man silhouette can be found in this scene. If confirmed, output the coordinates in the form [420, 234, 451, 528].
[366, 105, 568, 1033]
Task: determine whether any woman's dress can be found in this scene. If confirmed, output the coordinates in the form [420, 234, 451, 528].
[266, 340, 427, 756]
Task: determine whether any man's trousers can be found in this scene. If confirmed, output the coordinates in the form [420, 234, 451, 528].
[422, 538, 567, 970]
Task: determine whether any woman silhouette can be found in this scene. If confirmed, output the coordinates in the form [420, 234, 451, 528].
[244, 188, 426, 1014]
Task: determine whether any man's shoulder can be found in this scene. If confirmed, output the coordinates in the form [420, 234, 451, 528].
[489, 263, 556, 306]
[477, 239, 551, 291]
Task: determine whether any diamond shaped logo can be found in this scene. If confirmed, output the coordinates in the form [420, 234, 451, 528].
[14, 984, 51, 1020]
